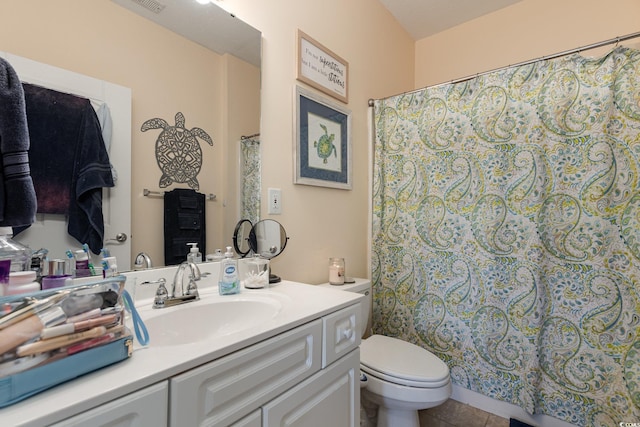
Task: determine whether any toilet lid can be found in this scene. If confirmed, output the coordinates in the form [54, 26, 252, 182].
[360, 335, 450, 387]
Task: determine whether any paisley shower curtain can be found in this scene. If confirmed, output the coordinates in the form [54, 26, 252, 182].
[240, 136, 261, 225]
[372, 46, 640, 426]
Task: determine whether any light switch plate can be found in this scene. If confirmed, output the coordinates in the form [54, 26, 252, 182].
[268, 188, 282, 214]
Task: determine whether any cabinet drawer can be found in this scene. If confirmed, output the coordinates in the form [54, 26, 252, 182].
[51, 381, 168, 427]
[322, 303, 360, 367]
[170, 319, 322, 427]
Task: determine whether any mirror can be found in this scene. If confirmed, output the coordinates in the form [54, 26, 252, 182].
[7, 1, 261, 272]
[248, 219, 289, 283]
[111, 0, 263, 267]
[233, 219, 253, 258]
[111, 0, 261, 68]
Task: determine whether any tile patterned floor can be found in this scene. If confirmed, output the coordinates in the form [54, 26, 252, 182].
[419, 399, 510, 427]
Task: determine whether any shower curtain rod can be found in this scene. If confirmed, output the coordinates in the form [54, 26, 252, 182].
[241, 133, 260, 140]
[368, 30, 640, 106]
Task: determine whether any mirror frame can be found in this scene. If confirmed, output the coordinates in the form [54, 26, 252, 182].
[233, 219, 253, 257]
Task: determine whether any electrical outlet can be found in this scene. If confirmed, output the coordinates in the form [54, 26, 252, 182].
[268, 188, 282, 214]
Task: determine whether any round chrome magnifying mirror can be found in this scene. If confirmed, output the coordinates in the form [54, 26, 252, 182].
[248, 219, 288, 283]
[233, 219, 253, 258]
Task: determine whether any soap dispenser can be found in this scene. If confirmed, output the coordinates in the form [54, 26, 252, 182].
[187, 243, 202, 264]
[218, 246, 239, 295]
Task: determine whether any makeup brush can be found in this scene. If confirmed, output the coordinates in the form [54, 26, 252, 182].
[0, 305, 67, 355]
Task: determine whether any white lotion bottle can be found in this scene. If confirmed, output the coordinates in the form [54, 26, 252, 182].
[218, 246, 239, 295]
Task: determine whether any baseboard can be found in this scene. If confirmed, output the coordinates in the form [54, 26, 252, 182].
[451, 385, 577, 427]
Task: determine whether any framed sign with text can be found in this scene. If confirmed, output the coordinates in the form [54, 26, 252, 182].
[297, 30, 349, 104]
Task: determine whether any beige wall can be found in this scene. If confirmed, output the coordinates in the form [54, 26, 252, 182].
[414, 0, 640, 88]
[197, 0, 416, 284]
[4, 0, 638, 285]
[1, 0, 414, 283]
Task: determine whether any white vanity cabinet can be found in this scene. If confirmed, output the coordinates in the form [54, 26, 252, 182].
[0, 281, 363, 427]
[50, 381, 168, 427]
[169, 319, 323, 426]
[263, 349, 360, 426]
[170, 304, 361, 427]
[232, 410, 262, 427]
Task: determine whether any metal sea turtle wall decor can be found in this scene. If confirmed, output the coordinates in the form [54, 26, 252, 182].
[141, 112, 213, 191]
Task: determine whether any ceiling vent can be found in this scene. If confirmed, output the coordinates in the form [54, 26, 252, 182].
[130, 0, 165, 13]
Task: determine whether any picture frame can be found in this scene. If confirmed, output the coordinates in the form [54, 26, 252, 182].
[294, 86, 352, 190]
[297, 30, 349, 104]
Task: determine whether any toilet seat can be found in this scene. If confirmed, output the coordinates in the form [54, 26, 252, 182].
[360, 335, 450, 388]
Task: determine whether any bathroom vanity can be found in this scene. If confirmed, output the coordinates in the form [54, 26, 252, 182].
[0, 265, 363, 426]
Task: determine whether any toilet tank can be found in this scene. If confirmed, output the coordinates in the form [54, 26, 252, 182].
[318, 278, 372, 338]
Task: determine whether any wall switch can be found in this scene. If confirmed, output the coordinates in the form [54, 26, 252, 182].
[268, 188, 282, 214]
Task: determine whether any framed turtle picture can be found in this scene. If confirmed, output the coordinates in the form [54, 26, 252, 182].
[294, 86, 352, 190]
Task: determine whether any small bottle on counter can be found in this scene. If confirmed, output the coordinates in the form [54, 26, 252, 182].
[218, 246, 240, 295]
[41, 259, 72, 290]
[101, 257, 118, 278]
[74, 249, 91, 278]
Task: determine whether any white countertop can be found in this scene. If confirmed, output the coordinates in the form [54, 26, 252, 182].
[0, 269, 362, 427]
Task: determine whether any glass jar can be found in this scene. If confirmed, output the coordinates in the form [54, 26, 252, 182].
[329, 257, 345, 285]
[0, 227, 32, 272]
[241, 255, 270, 289]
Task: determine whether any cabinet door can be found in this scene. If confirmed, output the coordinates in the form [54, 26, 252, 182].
[50, 381, 168, 427]
[263, 349, 360, 427]
[170, 319, 322, 427]
[232, 409, 261, 427]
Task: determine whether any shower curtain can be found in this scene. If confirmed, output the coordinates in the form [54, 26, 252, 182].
[372, 46, 640, 426]
[240, 136, 261, 225]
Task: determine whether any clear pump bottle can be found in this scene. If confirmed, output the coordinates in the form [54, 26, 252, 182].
[187, 243, 202, 264]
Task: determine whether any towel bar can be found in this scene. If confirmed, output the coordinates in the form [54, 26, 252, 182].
[143, 188, 216, 201]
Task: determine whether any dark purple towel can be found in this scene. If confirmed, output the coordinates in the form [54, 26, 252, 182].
[0, 57, 37, 227]
[19, 84, 113, 253]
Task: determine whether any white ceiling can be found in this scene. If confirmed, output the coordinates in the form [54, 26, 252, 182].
[378, 0, 524, 40]
[111, 0, 261, 67]
[110, 0, 525, 66]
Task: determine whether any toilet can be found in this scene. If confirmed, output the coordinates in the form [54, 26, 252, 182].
[319, 279, 451, 427]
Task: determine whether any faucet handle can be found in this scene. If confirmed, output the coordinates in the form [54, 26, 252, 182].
[185, 279, 200, 299]
[140, 278, 169, 308]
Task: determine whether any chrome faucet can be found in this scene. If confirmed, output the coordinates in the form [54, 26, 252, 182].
[140, 262, 201, 309]
[133, 252, 153, 270]
[171, 261, 201, 298]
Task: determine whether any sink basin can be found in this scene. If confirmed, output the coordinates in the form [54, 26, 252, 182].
[141, 296, 282, 346]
